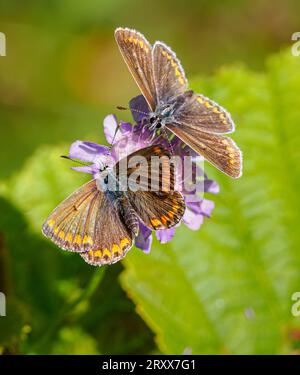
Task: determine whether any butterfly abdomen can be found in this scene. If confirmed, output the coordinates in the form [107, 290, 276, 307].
[119, 198, 139, 237]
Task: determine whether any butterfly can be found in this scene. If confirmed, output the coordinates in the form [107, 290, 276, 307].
[115, 27, 242, 178]
[42, 145, 185, 266]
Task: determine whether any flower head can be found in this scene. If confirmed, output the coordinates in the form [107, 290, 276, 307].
[68, 113, 150, 177]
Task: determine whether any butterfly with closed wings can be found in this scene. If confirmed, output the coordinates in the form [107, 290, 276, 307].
[115, 27, 242, 178]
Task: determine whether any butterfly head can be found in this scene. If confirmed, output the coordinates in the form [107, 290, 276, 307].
[93, 156, 113, 179]
[148, 102, 176, 131]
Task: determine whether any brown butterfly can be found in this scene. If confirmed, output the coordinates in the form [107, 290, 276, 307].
[42, 145, 185, 266]
[115, 27, 242, 178]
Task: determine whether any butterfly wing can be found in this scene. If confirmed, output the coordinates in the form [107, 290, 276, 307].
[126, 190, 185, 230]
[42, 180, 134, 266]
[115, 27, 156, 110]
[115, 29, 188, 109]
[114, 144, 175, 193]
[173, 93, 235, 134]
[42, 180, 100, 252]
[80, 194, 135, 266]
[166, 124, 242, 178]
[114, 145, 185, 230]
[152, 41, 188, 104]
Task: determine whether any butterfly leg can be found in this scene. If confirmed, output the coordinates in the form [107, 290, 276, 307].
[161, 126, 175, 156]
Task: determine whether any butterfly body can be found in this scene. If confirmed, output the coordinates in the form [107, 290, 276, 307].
[115, 28, 242, 178]
[147, 91, 193, 134]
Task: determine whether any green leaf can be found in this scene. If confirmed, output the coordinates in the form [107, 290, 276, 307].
[120, 49, 300, 354]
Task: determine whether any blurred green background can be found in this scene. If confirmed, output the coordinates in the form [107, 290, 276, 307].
[1, 0, 300, 354]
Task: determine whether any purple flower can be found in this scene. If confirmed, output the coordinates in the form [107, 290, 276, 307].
[68, 107, 219, 253]
[69, 140, 112, 176]
[69, 114, 150, 177]
[135, 223, 153, 254]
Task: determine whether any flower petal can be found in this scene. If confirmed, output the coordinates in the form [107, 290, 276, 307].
[120, 121, 132, 133]
[186, 201, 202, 214]
[200, 199, 215, 217]
[71, 166, 94, 174]
[156, 228, 176, 244]
[103, 114, 119, 144]
[135, 222, 153, 253]
[204, 179, 220, 194]
[111, 133, 149, 162]
[69, 141, 109, 162]
[183, 207, 204, 230]
[104, 115, 133, 145]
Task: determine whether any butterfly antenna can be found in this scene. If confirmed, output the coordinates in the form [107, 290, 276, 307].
[111, 121, 121, 147]
[61, 155, 90, 166]
[116, 105, 148, 116]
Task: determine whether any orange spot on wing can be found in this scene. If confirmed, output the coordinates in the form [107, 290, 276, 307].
[83, 235, 93, 245]
[160, 215, 169, 225]
[47, 219, 55, 228]
[112, 244, 120, 254]
[103, 248, 111, 259]
[151, 218, 162, 228]
[65, 233, 73, 242]
[94, 249, 102, 258]
[120, 238, 130, 249]
[74, 235, 82, 245]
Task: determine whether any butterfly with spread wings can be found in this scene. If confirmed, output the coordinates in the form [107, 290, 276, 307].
[42, 145, 185, 266]
[115, 27, 242, 178]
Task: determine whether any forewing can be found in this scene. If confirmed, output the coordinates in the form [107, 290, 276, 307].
[152, 42, 188, 103]
[166, 124, 242, 178]
[114, 145, 175, 192]
[174, 93, 235, 134]
[42, 180, 101, 253]
[115, 28, 156, 110]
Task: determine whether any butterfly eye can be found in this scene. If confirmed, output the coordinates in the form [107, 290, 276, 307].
[150, 116, 156, 124]
[156, 123, 162, 129]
